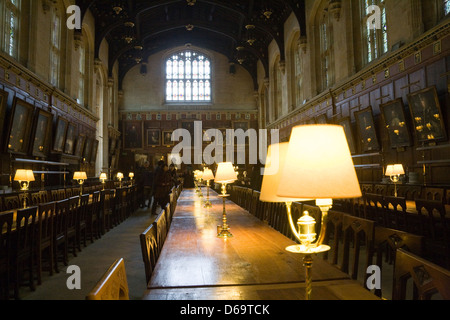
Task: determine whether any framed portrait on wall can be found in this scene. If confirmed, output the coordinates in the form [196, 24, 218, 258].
[163, 131, 173, 146]
[64, 123, 77, 155]
[147, 129, 161, 147]
[407, 86, 446, 143]
[123, 120, 143, 149]
[7, 97, 35, 154]
[90, 139, 99, 163]
[0, 89, 8, 145]
[355, 107, 380, 152]
[31, 108, 53, 158]
[380, 99, 411, 148]
[74, 134, 86, 158]
[83, 137, 93, 162]
[337, 117, 356, 154]
[53, 117, 68, 152]
[315, 114, 328, 124]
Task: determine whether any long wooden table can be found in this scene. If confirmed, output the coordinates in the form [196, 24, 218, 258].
[142, 189, 379, 300]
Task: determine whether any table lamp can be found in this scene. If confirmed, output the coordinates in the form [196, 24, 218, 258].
[73, 171, 87, 196]
[202, 168, 215, 208]
[99, 172, 107, 190]
[385, 164, 404, 197]
[117, 172, 124, 188]
[276, 125, 361, 300]
[14, 169, 35, 208]
[214, 162, 237, 238]
[129, 172, 135, 185]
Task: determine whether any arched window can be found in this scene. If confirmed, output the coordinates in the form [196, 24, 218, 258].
[273, 57, 282, 120]
[362, 0, 388, 64]
[443, 0, 450, 16]
[165, 50, 211, 102]
[319, 13, 334, 92]
[1, 0, 21, 59]
[290, 35, 303, 110]
[78, 43, 86, 106]
[49, 6, 61, 87]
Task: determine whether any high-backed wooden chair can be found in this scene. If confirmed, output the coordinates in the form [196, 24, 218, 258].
[87, 191, 100, 243]
[323, 210, 345, 266]
[86, 258, 129, 300]
[371, 226, 424, 299]
[363, 193, 385, 225]
[383, 196, 409, 231]
[12, 206, 38, 299]
[39, 190, 49, 203]
[54, 199, 69, 272]
[140, 224, 158, 286]
[393, 248, 450, 300]
[415, 199, 449, 268]
[422, 187, 444, 202]
[77, 194, 90, 250]
[0, 211, 14, 299]
[395, 185, 421, 201]
[154, 210, 168, 257]
[30, 192, 41, 206]
[341, 214, 375, 286]
[67, 196, 80, 257]
[3, 195, 20, 210]
[373, 184, 387, 196]
[35, 202, 56, 285]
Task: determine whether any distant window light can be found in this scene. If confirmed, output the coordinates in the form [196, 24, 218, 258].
[165, 50, 211, 102]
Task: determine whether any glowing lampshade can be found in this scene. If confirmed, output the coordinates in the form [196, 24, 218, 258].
[214, 162, 237, 184]
[277, 125, 361, 200]
[260, 143, 309, 203]
[385, 164, 404, 176]
[73, 171, 87, 181]
[99, 173, 108, 180]
[14, 169, 35, 182]
[202, 168, 215, 181]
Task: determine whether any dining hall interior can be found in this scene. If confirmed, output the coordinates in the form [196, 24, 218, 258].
[0, 0, 450, 304]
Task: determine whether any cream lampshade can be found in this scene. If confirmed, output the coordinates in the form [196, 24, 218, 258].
[117, 172, 124, 180]
[202, 168, 215, 181]
[73, 171, 87, 181]
[385, 164, 404, 177]
[129, 172, 135, 179]
[260, 142, 310, 203]
[14, 169, 35, 185]
[277, 125, 361, 200]
[214, 162, 237, 184]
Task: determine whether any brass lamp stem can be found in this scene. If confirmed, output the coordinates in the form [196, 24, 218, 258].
[204, 180, 212, 208]
[285, 202, 300, 240]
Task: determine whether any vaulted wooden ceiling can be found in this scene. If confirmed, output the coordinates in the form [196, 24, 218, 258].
[76, 0, 306, 89]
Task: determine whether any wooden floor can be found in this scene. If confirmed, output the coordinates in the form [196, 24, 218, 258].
[143, 189, 379, 300]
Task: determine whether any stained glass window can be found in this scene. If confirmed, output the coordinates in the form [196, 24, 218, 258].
[444, 0, 450, 16]
[2, 0, 20, 58]
[50, 9, 61, 86]
[165, 50, 211, 102]
[363, 0, 388, 64]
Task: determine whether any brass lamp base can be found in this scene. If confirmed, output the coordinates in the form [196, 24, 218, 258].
[286, 244, 330, 300]
[217, 194, 232, 238]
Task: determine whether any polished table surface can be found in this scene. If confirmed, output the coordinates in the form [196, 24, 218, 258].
[143, 188, 379, 300]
